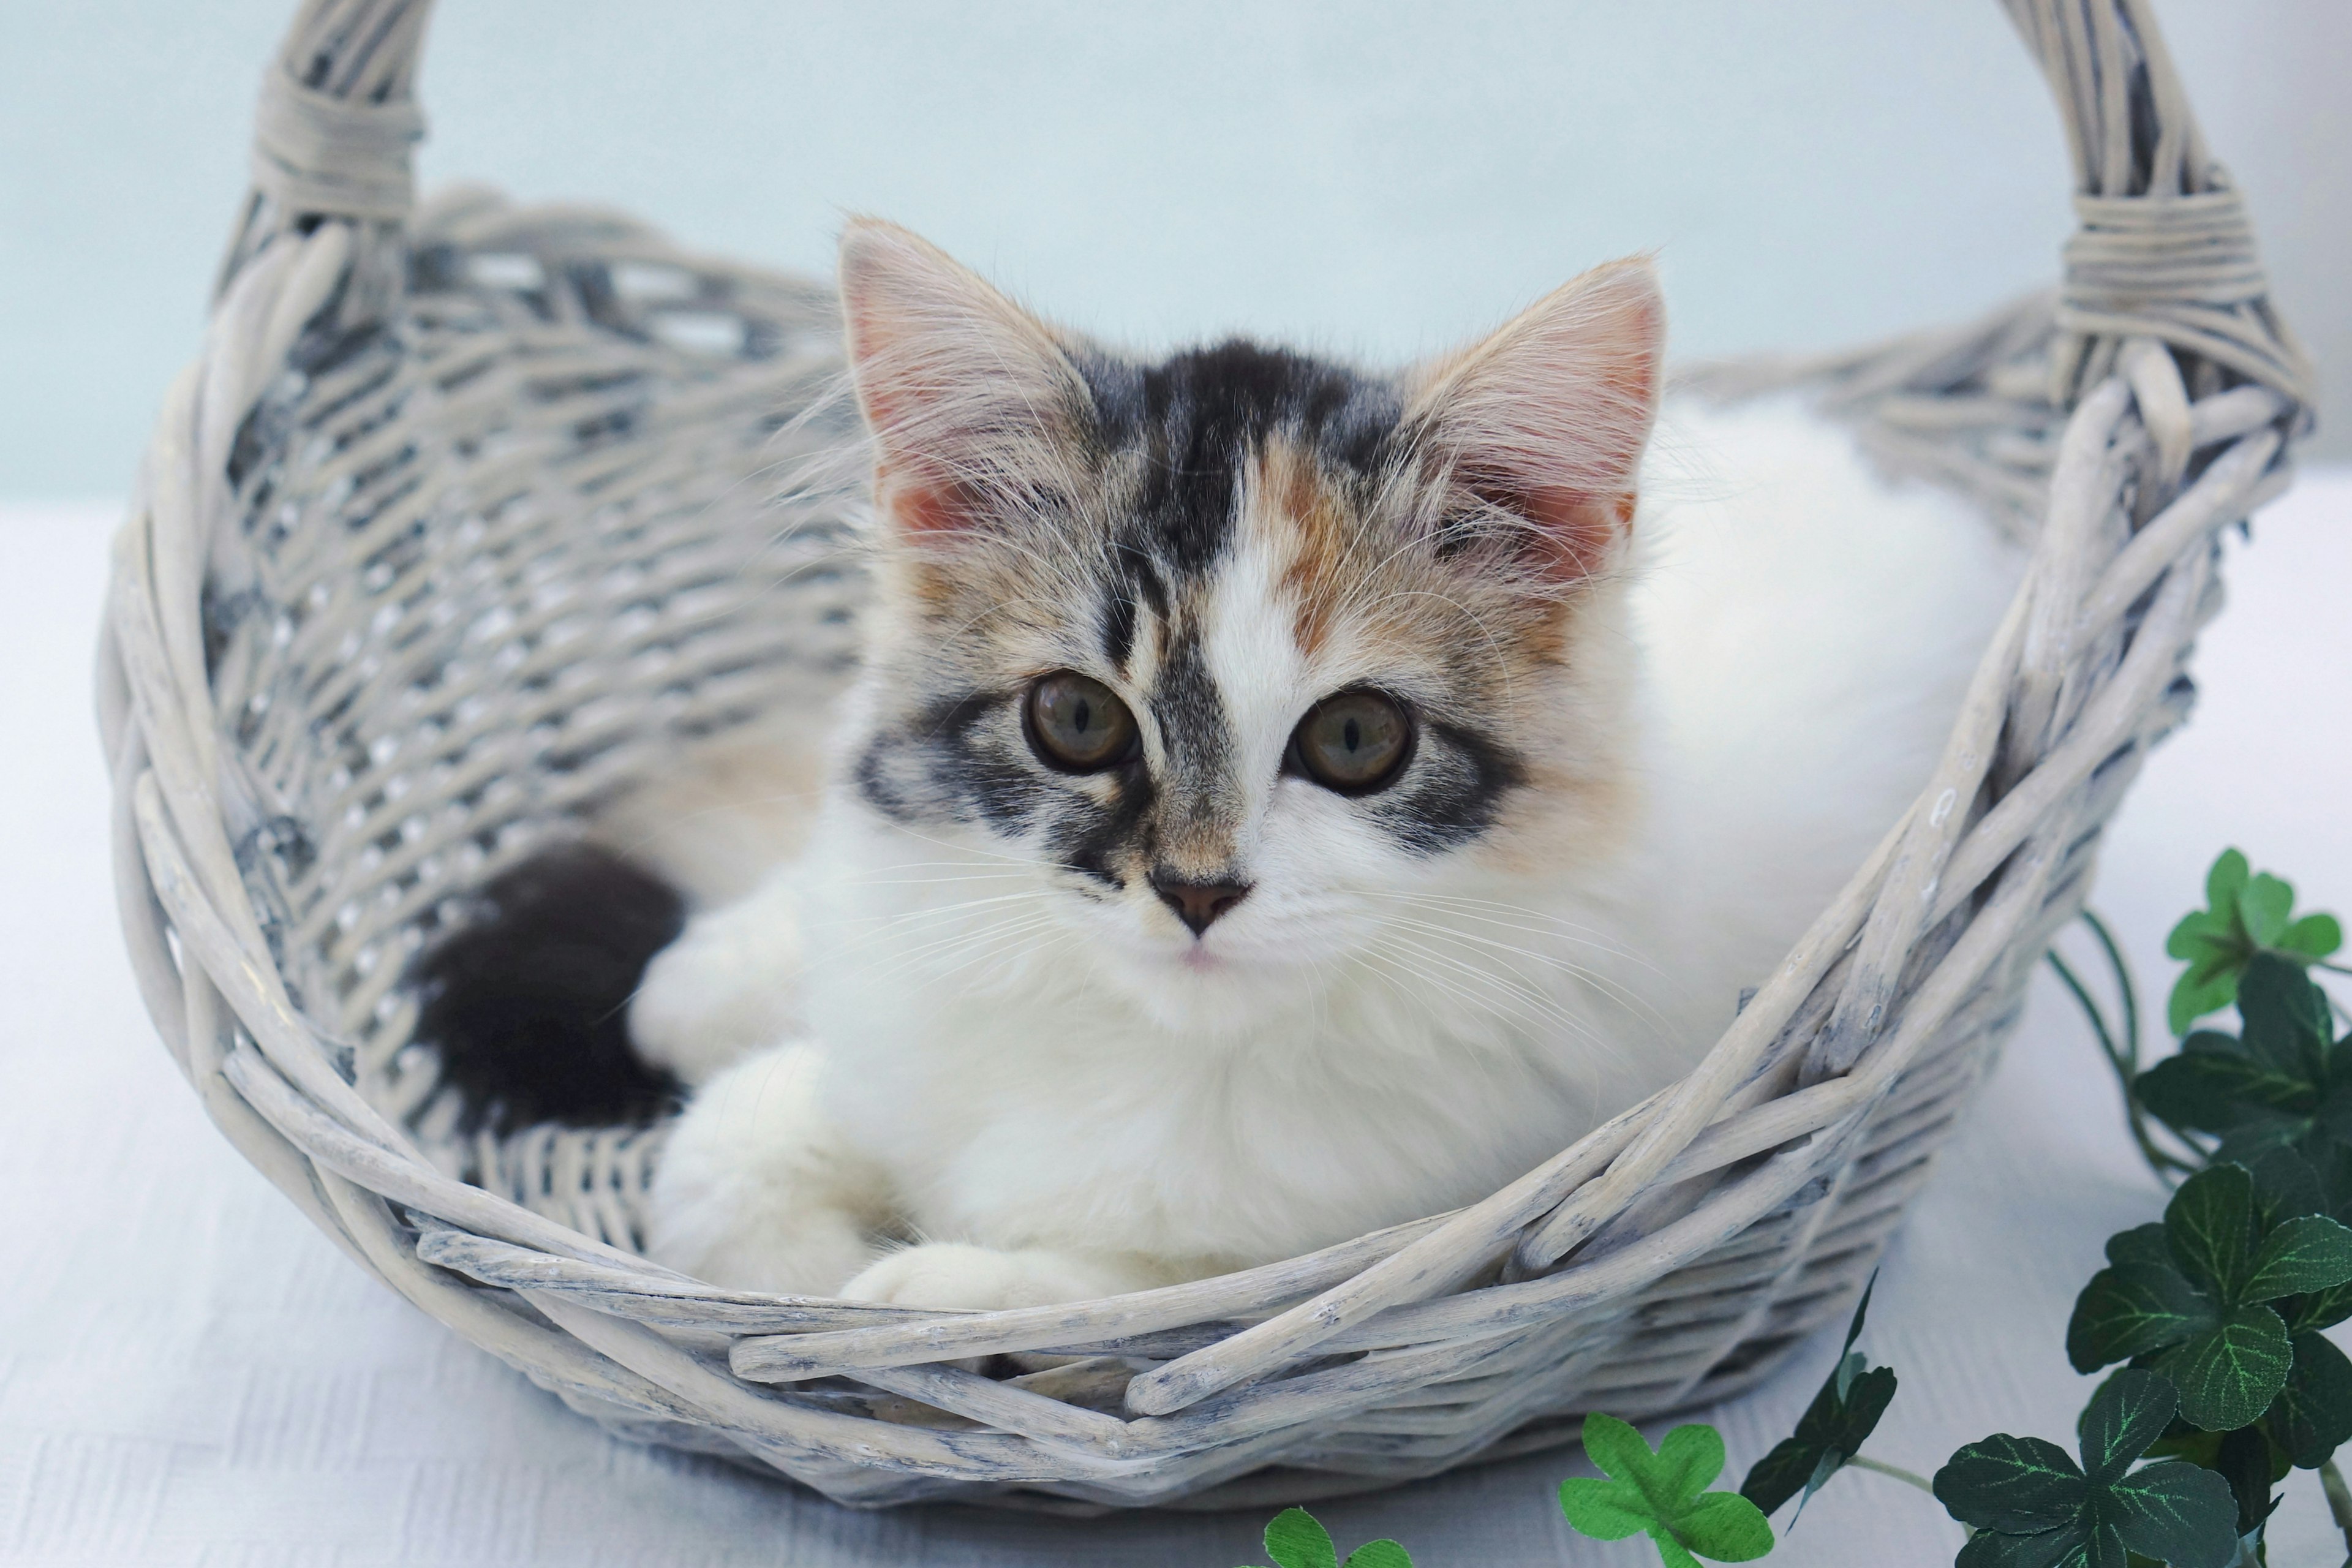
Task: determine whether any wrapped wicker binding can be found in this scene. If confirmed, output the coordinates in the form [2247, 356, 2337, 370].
[99, 0, 2311, 1511]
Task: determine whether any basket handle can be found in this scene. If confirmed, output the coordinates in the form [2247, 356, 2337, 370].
[2003, 0, 2312, 412]
[216, 0, 434, 296]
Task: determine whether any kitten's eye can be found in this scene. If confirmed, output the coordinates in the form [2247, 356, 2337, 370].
[1025, 672, 1139, 772]
[1291, 690, 1413, 793]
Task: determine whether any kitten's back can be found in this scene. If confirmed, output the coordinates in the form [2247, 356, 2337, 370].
[1627, 393, 2024, 1038]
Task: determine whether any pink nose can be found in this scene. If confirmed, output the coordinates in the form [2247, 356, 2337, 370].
[1150, 876, 1251, 937]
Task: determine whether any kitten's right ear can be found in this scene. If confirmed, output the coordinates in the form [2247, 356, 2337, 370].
[1404, 257, 1663, 584]
[837, 218, 1093, 543]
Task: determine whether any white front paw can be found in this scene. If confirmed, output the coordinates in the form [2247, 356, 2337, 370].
[643, 1046, 882, 1294]
[839, 1244, 1131, 1311]
[629, 886, 804, 1085]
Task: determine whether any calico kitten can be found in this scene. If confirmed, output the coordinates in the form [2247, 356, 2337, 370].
[626, 219, 2020, 1307]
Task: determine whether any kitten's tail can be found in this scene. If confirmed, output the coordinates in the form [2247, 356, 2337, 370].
[409, 844, 686, 1134]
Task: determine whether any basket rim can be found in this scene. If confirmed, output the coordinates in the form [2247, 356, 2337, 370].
[96, 0, 2312, 1506]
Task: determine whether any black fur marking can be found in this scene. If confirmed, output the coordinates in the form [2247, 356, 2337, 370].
[859, 690, 1055, 834]
[1099, 586, 1139, 674]
[1148, 619, 1235, 801]
[1049, 766, 1157, 890]
[1378, 717, 1526, 853]
[409, 844, 685, 1133]
[1080, 341, 1403, 582]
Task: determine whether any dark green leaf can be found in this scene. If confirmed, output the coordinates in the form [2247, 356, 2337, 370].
[1842, 1272, 1878, 1355]
[2282, 1278, 2352, 1333]
[2135, 1052, 2315, 1132]
[2211, 1118, 2313, 1167]
[2247, 1147, 2331, 1227]
[2266, 1332, 2352, 1468]
[1954, 1526, 2082, 1568]
[2094, 1461, 2240, 1568]
[2158, 1302, 2293, 1430]
[1262, 1508, 1339, 1568]
[2079, 1368, 2179, 1485]
[1736, 1439, 1822, 1517]
[2321, 1077, 2352, 1147]
[1740, 1283, 1898, 1516]
[1934, 1434, 2086, 1532]
[2107, 1224, 2175, 1271]
[1831, 1366, 1898, 1454]
[2067, 1264, 2214, 1372]
[2163, 1165, 2257, 1301]
[1943, 1374, 2239, 1568]
[2213, 1423, 2284, 1536]
[2240, 1213, 2352, 1302]
[2235, 953, 2331, 1079]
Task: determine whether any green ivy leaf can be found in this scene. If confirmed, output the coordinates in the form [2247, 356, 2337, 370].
[2065, 1166, 2324, 1430]
[2239, 1213, 2352, 1302]
[2066, 1264, 2214, 1373]
[1936, 1371, 2238, 1568]
[1239, 1508, 1415, 1568]
[2162, 851, 2341, 1034]
[2155, 1302, 2293, 1431]
[2135, 1047, 2315, 1132]
[2239, 872, 2293, 948]
[2141, 1422, 2286, 1539]
[2236, 953, 2333, 1080]
[2165, 1165, 2258, 1301]
[2283, 1278, 2352, 1334]
[1561, 1414, 1774, 1567]
[1739, 1277, 1899, 1517]
[2263, 1332, 2352, 1469]
[1257, 1509, 1337, 1568]
[1934, 1434, 2086, 1532]
[2280, 912, 2344, 960]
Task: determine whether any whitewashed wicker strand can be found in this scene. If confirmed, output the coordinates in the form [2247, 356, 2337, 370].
[99, 0, 2307, 1510]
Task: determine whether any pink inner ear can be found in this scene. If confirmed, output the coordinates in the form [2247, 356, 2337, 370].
[1421, 259, 1663, 584]
[836, 220, 1085, 546]
[1468, 482, 1640, 582]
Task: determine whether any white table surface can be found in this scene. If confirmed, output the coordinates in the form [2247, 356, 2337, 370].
[4, 478, 2347, 1567]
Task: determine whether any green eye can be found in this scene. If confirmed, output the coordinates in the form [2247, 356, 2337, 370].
[1291, 689, 1413, 793]
[1025, 672, 1139, 772]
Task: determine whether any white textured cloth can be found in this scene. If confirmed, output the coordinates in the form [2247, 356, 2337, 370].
[4, 481, 2347, 1566]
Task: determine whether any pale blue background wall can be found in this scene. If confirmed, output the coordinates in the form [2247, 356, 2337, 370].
[4, 1, 2345, 496]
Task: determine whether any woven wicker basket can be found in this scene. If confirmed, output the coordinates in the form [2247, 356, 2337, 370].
[101, 0, 2312, 1512]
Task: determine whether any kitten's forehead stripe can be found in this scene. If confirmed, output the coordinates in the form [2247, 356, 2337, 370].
[1082, 340, 1404, 585]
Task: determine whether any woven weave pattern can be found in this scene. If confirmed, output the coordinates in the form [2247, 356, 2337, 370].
[99, 0, 2307, 1510]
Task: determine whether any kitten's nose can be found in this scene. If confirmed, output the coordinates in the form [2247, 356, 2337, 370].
[1150, 875, 1251, 938]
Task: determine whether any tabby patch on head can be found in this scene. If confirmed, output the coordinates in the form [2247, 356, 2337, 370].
[835, 217, 1661, 1018]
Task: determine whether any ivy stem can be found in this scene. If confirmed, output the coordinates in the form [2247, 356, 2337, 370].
[2321, 1456, 2352, 1567]
[2046, 937, 2199, 1184]
[1847, 1454, 1938, 1496]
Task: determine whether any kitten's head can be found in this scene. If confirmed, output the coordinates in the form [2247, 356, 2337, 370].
[830, 219, 1661, 1034]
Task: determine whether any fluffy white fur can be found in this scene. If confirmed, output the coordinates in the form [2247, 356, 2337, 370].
[631, 380, 2021, 1307]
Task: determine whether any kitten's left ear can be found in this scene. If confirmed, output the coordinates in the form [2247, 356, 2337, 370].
[1405, 257, 1663, 582]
